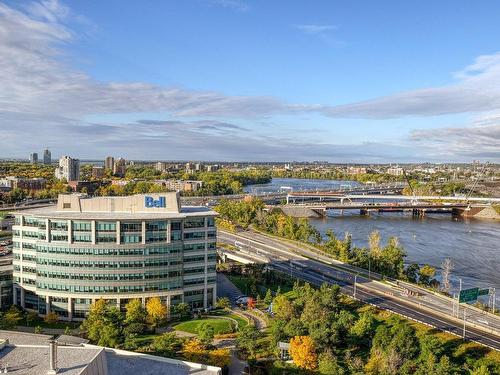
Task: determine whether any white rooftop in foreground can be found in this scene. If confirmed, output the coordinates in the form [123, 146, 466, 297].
[16, 192, 217, 219]
[0, 331, 221, 375]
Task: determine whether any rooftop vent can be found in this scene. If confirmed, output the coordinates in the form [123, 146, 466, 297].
[47, 339, 58, 375]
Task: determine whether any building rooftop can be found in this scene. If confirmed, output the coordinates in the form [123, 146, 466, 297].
[13, 193, 217, 220]
[15, 204, 217, 220]
[0, 345, 104, 375]
[0, 330, 52, 345]
[0, 331, 221, 375]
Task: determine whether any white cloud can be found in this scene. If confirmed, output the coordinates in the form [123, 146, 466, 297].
[321, 52, 500, 119]
[296, 24, 337, 35]
[0, 1, 498, 162]
[207, 0, 249, 12]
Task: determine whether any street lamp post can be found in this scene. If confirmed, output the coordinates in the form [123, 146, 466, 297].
[463, 306, 467, 338]
[354, 274, 358, 299]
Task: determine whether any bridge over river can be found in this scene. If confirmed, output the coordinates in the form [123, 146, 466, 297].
[280, 193, 500, 218]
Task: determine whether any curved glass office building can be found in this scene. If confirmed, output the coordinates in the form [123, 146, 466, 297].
[12, 192, 217, 321]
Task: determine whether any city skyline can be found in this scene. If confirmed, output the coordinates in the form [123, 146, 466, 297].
[1, 0, 500, 162]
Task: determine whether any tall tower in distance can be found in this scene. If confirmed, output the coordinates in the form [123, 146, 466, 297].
[43, 149, 51, 165]
[113, 157, 127, 177]
[105, 156, 115, 170]
[29, 153, 38, 163]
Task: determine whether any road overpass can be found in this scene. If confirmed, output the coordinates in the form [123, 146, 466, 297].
[218, 229, 500, 350]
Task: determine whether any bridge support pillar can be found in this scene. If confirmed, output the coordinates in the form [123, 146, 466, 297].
[412, 209, 426, 218]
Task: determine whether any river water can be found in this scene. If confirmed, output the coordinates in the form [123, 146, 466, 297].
[246, 178, 500, 304]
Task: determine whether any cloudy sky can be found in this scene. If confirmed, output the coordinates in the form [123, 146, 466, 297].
[1, 0, 500, 162]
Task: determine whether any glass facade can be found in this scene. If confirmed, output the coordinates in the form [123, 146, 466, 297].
[12, 213, 217, 321]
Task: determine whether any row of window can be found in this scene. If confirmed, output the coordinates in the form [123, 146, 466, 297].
[184, 266, 216, 274]
[184, 277, 216, 286]
[16, 218, 213, 232]
[184, 254, 217, 263]
[33, 243, 213, 255]
[37, 270, 182, 281]
[36, 259, 183, 268]
[37, 283, 183, 293]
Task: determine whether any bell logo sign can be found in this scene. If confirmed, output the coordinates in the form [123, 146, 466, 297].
[145, 196, 166, 208]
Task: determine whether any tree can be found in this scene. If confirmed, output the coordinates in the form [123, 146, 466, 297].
[273, 295, 295, 321]
[405, 263, 420, 283]
[289, 336, 318, 370]
[125, 299, 146, 325]
[440, 258, 454, 294]
[81, 299, 124, 347]
[236, 325, 261, 358]
[150, 332, 181, 357]
[1, 305, 23, 328]
[173, 302, 190, 319]
[207, 348, 231, 368]
[215, 297, 231, 310]
[419, 265, 436, 286]
[182, 338, 205, 363]
[264, 288, 273, 305]
[350, 311, 375, 339]
[368, 230, 381, 258]
[198, 323, 215, 348]
[146, 297, 168, 329]
[26, 310, 39, 326]
[124, 299, 146, 335]
[247, 297, 256, 309]
[471, 365, 492, 375]
[318, 351, 345, 375]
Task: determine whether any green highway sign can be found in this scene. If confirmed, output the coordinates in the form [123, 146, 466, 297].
[478, 288, 490, 296]
[459, 287, 479, 303]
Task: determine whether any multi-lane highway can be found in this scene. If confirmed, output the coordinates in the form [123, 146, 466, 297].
[218, 229, 500, 351]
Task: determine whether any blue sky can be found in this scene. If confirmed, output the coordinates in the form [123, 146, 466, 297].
[1, 0, 499, 162]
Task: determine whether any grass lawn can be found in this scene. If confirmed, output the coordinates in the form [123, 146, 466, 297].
[208, 309, 250, 330]
[173, 318, 235, 335]
[227, 313, 249, 329]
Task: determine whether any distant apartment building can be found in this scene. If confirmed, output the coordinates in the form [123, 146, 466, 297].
[55, 156, 80, 181]
[387, 166, 404, 176]
[185, 162, 194, 173]
[92, 166, 105, 179]
[29, 153, 38, 164]
[43, 149, 51, 165]
[113, 158, 127, 177]
[206, 165, 219, 172]
[155, 179, 203, 192]
[347, 167, 367, 175]
[0, 177, 47, 191]
[68, 181, 100, 194]
[104, 156, 115, 170]
[156, 162, 167, 172]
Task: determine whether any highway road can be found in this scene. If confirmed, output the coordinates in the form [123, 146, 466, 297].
[218, 230, 500, 351]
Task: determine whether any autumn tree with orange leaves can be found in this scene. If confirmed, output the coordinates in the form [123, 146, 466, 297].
[289, 336, 318, 370]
